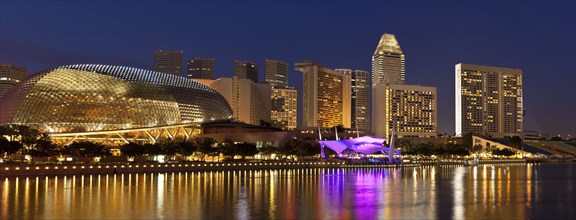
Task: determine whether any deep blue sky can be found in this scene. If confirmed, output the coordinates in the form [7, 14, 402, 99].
[1, 1, 575, 137]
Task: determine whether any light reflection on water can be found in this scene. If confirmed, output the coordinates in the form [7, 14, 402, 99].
[1, 164, 575, 219]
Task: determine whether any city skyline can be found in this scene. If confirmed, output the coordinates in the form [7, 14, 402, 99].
[0, 1, 574, 137]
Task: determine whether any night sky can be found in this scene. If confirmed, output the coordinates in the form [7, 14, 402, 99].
[1, 1, 574, 137]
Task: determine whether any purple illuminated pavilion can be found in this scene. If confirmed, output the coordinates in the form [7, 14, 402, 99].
[318, 136, 402, 158]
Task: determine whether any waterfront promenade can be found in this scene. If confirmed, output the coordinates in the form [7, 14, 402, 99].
[0, 158, 556, 177]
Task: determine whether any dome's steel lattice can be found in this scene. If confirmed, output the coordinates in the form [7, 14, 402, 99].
[0, 64, 232, 144]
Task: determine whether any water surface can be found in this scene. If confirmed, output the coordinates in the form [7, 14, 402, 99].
[2, 163, 575, 219]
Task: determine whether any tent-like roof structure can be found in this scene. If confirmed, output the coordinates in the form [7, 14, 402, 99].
[319, 136, 401, 155]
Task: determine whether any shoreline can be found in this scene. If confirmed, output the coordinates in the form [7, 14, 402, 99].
[1, 159, 573, 177]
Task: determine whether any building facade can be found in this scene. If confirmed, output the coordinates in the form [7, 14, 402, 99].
[372, 33, 405, 86]
[455, 63, 523, 137]
[335, 69, 370, 131]
[234, 61, 259, 83]
[187, 58, 214, 79]
[373, 84, 437, 138]
[153, 50, 183, 77]
[265, 59, 289, 88]
[295, 61, 351, 128]
[371, 33, 406, 135]
[271, 87, 297, 130]
[210, 76, 271, 125]
[0, 64, 26, 99]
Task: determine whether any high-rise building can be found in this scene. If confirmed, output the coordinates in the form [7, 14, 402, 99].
[455, 63, 523, 137]
[372, 33, 405, 86]
[373, 84, 437, 138]
[210, 76, 271, 125]
[234, 61, 259, 83]
[371, 33, 406, 136]
[153, 50, 183, 77]
[187, 58, 214, 79]
[295, 60, 351, 128]
[271, 87, 297, 130]
[265, 59, 288, 88]
[335, 69, 370, 131]
[0, 64, 26, 99]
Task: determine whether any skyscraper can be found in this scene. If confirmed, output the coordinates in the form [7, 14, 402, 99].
[0, 64, 26, 99]
[335, 69, 370, 131]
[210, 76, 271, 125]
[265, 59, 288, 88]
[295, 60, 351, 128]
[455, 63, 523, 137]
[234, 61, 259, 83]
[372, 33, 405, 86]
[373, 84, 437, 138]
[187, 58, 214, 79]
[271, 87, 297, 130]
[371, 33, 406, 136]
[153, 50, 183, 77]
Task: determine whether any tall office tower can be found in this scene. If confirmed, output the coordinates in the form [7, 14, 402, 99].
[265, 59, 289, 88]
[153, 50, 183, 77]
[371, 33, 405, 135]
[0, 64, 26, 99]
[373, 84, 437, 138]
[187, 58, 214, 79]
[295, 60, 351, 128]
[455, 63, 523, 137]
[335, 69, 371, 131]
[210, 76, 271, 125]
[271, 87, 297, 130]
[372, 33, 405, 86]
[234, 61, 259, 83]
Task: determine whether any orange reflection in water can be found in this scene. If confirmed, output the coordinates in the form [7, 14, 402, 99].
[1, 164, 574, 219]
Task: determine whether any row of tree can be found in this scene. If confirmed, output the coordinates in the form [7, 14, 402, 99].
[1, 125, 322, 161]
[119, 137, 321, 160]
[0, 125, 53, 156]
[396, 136, 519, 158]
[3, 125, 531, 160]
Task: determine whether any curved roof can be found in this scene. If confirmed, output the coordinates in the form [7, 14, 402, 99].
[373, 33, 403, 56]
[0, 64, 232, 133]
[320, 136, 401, 155]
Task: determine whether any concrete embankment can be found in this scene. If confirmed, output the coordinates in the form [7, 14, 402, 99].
[0, 161, 422, 177]
[1, 162, 344, 177]
[415, 159, 527, 165]
[2, 159, 572, 177]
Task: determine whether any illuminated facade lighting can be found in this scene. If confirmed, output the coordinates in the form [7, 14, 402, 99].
[372, 33, 405, 86]
[210, 76, 271, 125]
[371, 33, 406, 135]
[335, 69, 370, 130]
[455, 63, 523, 137]
[373, 84, 437, 138]
[295, 60, 351, 128]
[0, 64, 232, 145]
[271, 87, 297, 130]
